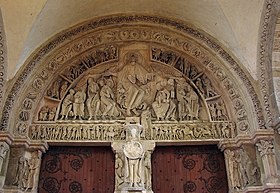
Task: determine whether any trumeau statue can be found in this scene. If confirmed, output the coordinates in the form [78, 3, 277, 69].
[112, 123, 155, 193]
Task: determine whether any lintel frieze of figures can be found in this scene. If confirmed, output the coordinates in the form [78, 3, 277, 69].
[28, 121, 235, 142]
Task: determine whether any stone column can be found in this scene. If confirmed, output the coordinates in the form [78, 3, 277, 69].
[256, 139, 280, 184]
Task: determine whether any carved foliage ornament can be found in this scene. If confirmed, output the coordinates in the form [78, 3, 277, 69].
[256, 139, 274, 157]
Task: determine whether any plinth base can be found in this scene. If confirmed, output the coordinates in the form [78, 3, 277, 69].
[114, 186, 153, 193]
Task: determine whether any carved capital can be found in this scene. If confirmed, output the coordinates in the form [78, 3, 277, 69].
[256, 139, 274, 157]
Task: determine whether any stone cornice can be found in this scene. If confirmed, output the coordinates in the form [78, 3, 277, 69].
[218, 129, 275, 151]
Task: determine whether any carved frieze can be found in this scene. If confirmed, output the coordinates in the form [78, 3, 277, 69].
[28, 121, 235, 142]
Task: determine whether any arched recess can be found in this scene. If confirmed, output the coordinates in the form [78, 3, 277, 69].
[272, 14, 280, 123]
[257, 0, 280, 127]
[0, 8, 7, 112]
[0, 15, 265, 144]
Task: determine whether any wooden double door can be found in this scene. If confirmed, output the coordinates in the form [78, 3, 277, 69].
[38, 145, 228, 193]
[152, 145, 228, 193]
[38, 146, 115, 193]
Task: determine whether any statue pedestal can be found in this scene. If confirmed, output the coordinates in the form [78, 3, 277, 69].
[121, 186, 145, 192]
[119, 187, 153, 193]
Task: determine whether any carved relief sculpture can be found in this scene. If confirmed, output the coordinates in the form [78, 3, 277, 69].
[225, 148, 260, 190]
[13, 152, 40, 191]
[0, 142, 9, 173]
[73, 89, 86, 120]
[112, 123, 155, 193]
[1, 15, 270, 193]
[86, 78, 100, 120]
[124, 140, 144, 188]
[60, 89, 75, 120]
[117, 52, 153, 117]
[115, 153, 124, 189]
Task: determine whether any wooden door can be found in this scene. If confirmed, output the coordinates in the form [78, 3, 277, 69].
[38, 146, 115, 193]
[152, 145, 228, 193]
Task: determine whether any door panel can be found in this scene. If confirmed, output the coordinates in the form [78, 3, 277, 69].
[38, 146, 115, 193]
[152, 145, 228, 193]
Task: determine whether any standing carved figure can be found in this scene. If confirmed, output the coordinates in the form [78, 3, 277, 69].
[60, 89, 75, 120]
[141, 109, 152, 139]
[59, 81, 68, 99]
[227, 150, 242, 190]
[23, 153, 39, 191]
[86, 78, 100, 120]
[124, 140, 144, 187]
[38, 106, 49, 121]
[144, 152, 152, 190]
[52, 80, 60, 99]
[0, 143, 8, 173]
[165, 78, 176, 120]
[13, 156, 26, 188]
[73, 89, 86, 120]
[115, 154, 124, 188]
[216, 101, 227, 120]
[186, 85, 199, 120]
[176, 79, 188, 121]
[100, 78, 116, 118]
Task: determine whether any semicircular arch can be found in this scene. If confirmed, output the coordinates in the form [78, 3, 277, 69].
[0, 15, 264, 144]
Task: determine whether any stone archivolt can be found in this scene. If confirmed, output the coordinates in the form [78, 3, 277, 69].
[10, 25, 252, 141]
[0, 16, 261, 143]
